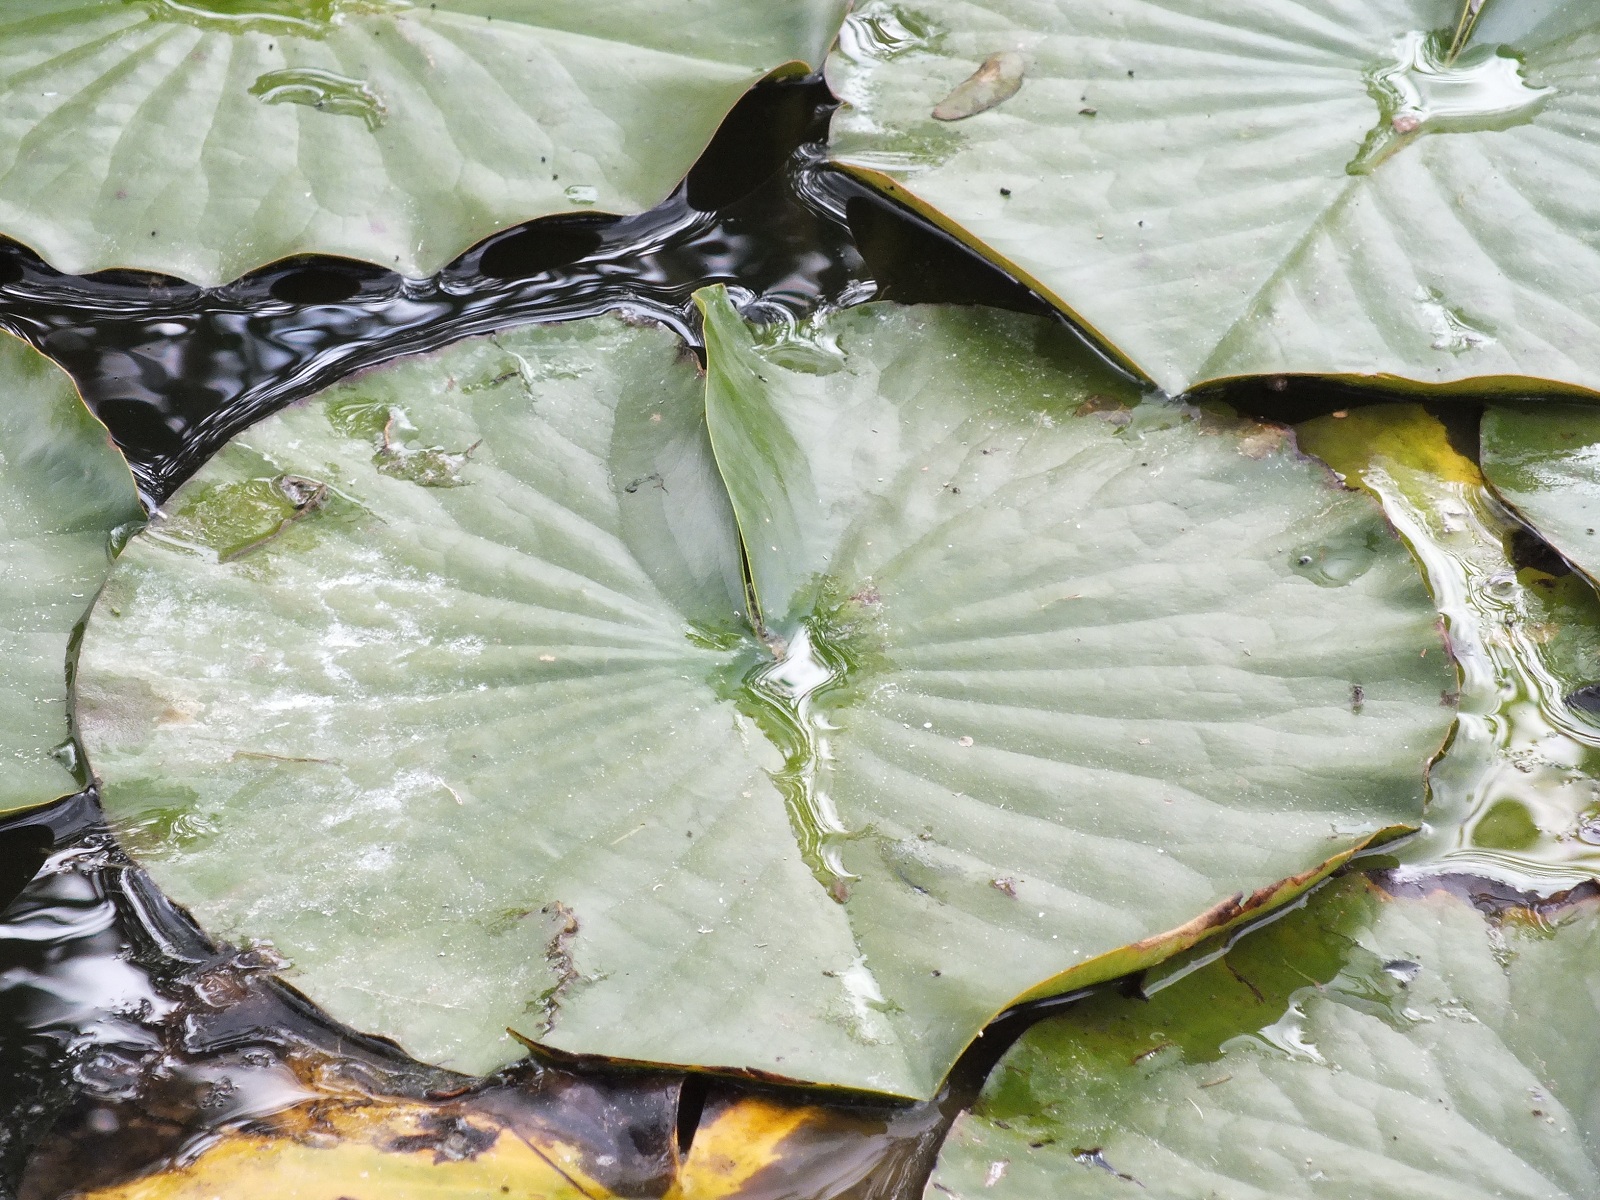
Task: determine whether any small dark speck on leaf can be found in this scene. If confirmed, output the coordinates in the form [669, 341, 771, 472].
[1350, 684, 1365, 714]
[999, 186, 1011, 196]
[931, 969, 942, 976]
[1079, 106, 1097, 116]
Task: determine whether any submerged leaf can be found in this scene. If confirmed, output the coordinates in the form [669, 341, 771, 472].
[0, 1, 846, 284]
[0, 331, 142, 815]
[827, 0, 1600, 395]
[80, 293, 1453, 1098]
[927, 874, 1600, 1199]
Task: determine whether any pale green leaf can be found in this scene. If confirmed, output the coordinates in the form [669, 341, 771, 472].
[929, 874, 1600, 1199]
[0, 330, 141, 816]
[80, 294, 1453, 1098]
[1481, 404, 1600, 585]
[827, 0, 1600, 396]
[0, 0, 846, 285]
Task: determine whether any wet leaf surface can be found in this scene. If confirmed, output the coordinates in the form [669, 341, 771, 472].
[74, 290, 1455, 1098]
[926, 873, 1600, 1199]
[1481, 404, 1600, 585]
[1300, 405, 1600, 889]
[827, 0, 1600, 396]
[0, 1, 846, 284]
[0, 331, 141, 816]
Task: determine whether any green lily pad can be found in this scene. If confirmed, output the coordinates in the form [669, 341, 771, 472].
[928, 873, 1600, 1199]
[1481, 404, 1600, 584]
[0, 331, 142, 816]
[78, 291, 1453, 1097]
[0, 1, 846, 286]
[1301, 405, 1600, 889]
[827, 0, 1600, 396]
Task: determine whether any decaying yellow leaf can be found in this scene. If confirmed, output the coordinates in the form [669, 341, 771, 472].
[667, 1097, 818, 1199]
[80, 1100, 611, 1200]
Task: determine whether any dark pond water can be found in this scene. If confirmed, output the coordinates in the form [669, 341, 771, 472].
[0, 74, 1498, 1200]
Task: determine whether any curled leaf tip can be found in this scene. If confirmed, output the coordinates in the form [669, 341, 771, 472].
[932, 52, 1025, 121]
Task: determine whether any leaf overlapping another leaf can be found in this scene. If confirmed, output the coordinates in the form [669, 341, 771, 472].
[927, 874, 1600, 1199]
[78, 289, 1455, 1098]
[826, 0, 1600, 397]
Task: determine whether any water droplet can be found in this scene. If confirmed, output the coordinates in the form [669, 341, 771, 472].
[249, 68, 387, 132]
[835, 1, 930, 63]
[1348, 31, 1553, 174]
[563, 185, 599, 206]
[1288, 528, 1381, 587]
[1415, 286, 1496, 354]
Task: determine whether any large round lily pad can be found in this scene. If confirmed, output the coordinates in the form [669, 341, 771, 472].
[78, 290, 1453, 1097]
[0, 1, 846, 285]
[0, 331, 141, 816]
[827, 0, 1600, 396]
[930, 875, 1600, 1198]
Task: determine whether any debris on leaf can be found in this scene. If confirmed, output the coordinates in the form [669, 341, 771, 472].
[932, 52, 1025, 120]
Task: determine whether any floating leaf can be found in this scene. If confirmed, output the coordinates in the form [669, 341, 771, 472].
[0, 1, 846, 285]
[1301, 405, 1600, 889]
[927, 874, 1600, 1199]
[80, 292, 1452, 1098]
[827, 0, 1600, 396]
[1481, 404, 1600, 585]
[0, 331, 142, 816]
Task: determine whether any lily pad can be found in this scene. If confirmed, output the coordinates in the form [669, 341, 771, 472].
[927, 874, 1600, 1199]
[79, 291, 1453, 1098]
[827, 0, 1600, 396]
[1302, 405, 1600, 889]
[0, 1, 846, 285]
[1481, 404, 1600, 583]
[0, 331, 142, 816]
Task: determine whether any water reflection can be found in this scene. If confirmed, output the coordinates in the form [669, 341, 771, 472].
[1299, 405, 1600, 890]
